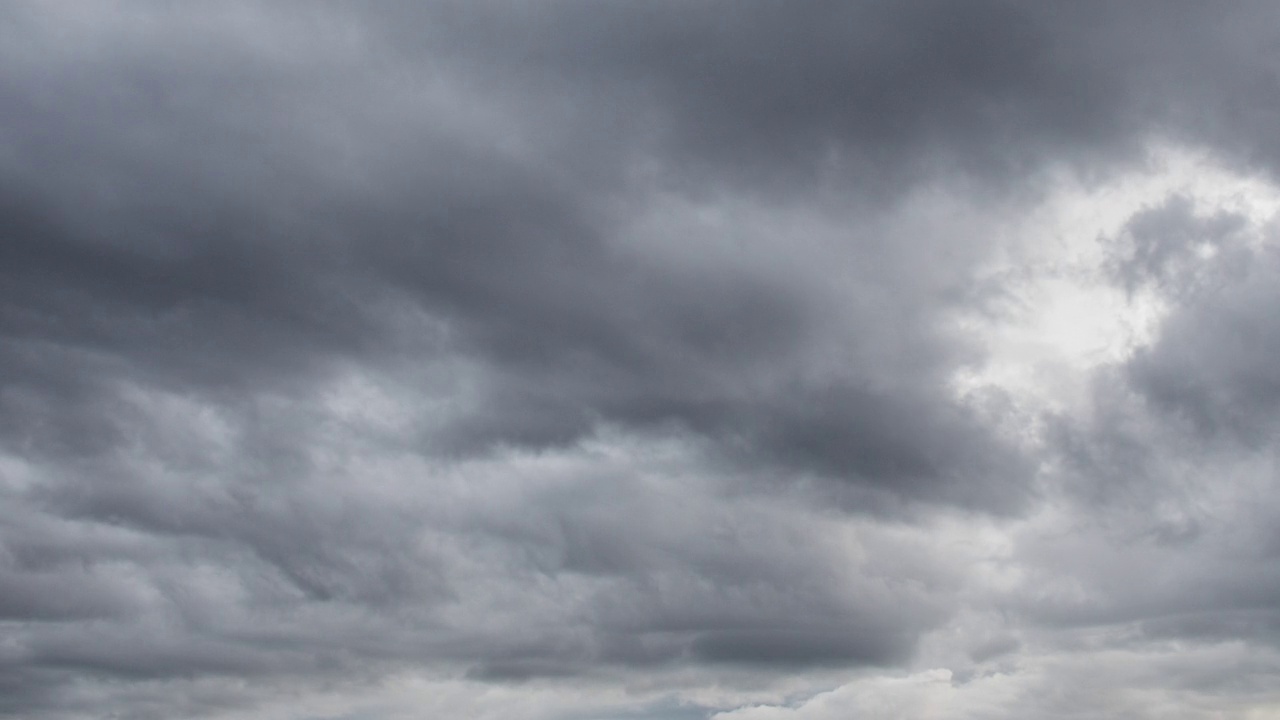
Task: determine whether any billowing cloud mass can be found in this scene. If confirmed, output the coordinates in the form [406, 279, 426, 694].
[5, 2, 1280, 718]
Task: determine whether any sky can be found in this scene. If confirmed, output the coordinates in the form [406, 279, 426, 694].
[5, 2, 1280, 718]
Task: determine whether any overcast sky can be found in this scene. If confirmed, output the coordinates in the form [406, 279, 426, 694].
[6, 2, 1280, 718]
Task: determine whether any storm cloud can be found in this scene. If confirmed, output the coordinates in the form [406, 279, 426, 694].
[5, 2, 1280, 718]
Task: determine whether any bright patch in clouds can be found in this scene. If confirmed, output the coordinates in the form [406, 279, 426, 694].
[952, 144, 1280, 415]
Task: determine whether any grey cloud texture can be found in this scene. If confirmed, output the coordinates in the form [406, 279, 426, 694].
[5, 1, 1280, 718]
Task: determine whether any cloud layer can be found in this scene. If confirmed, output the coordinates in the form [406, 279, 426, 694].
[5, 2, 1280, 718]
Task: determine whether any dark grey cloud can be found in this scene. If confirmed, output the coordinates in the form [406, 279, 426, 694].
[1128, 251, 1280, 446]
[1107, 195, 1252, 296]
[392, 1, 1280, 193]
[5, 1, 1280, 718]
[1089, 194, 1280, 447]
[0, 0, 1040, 506]
[392, 2, 1122, 192]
